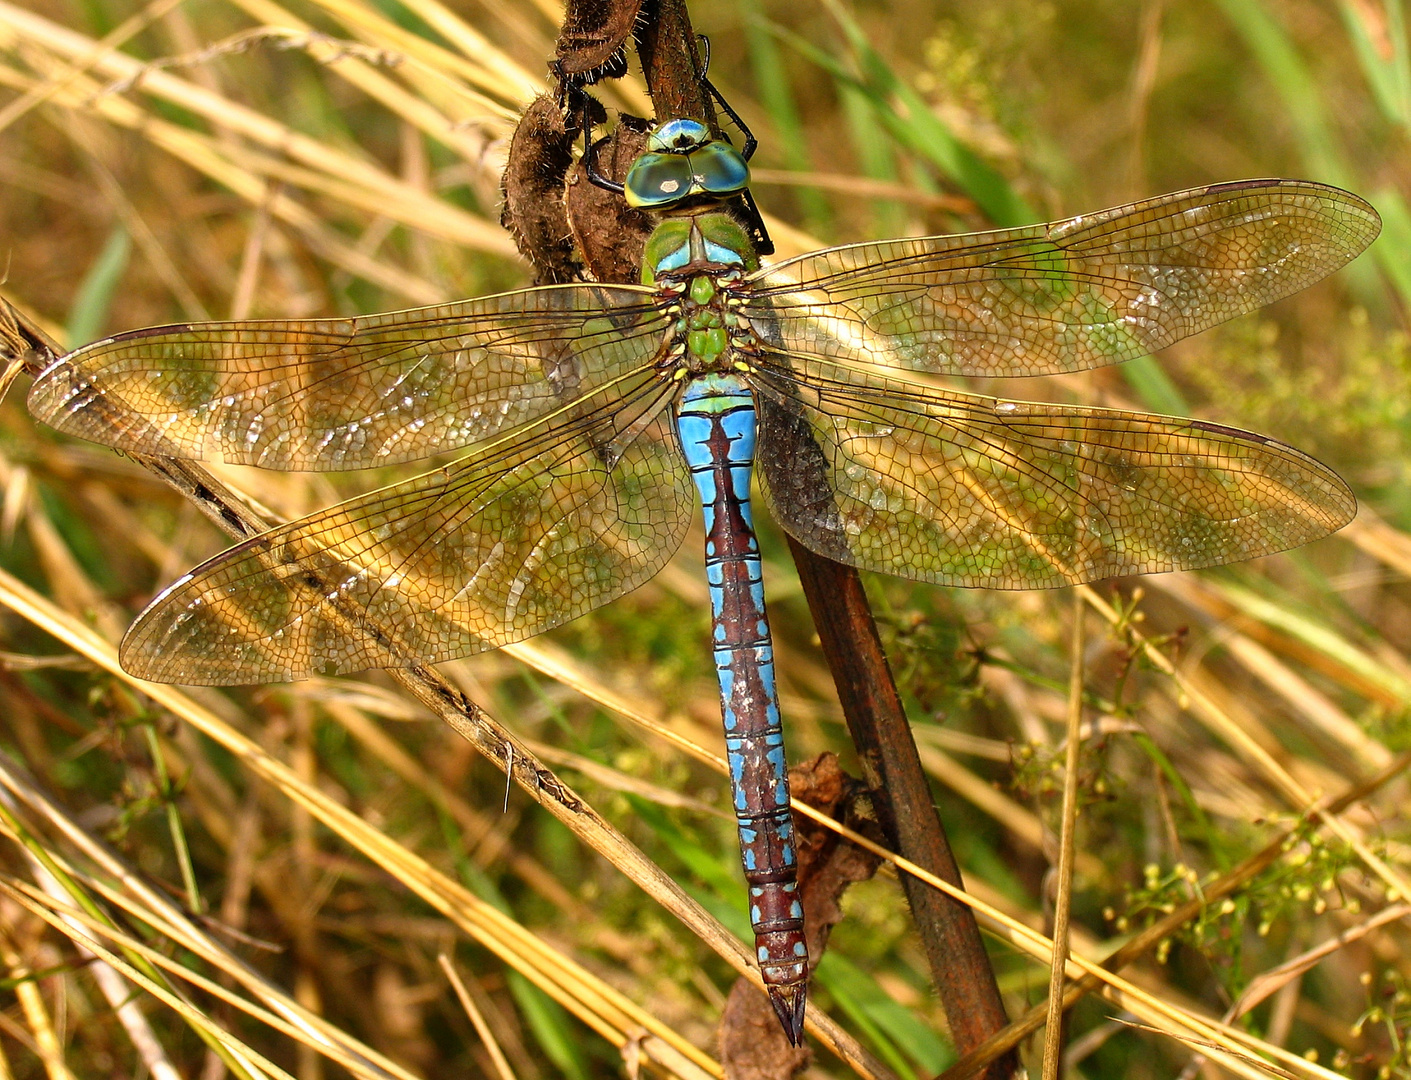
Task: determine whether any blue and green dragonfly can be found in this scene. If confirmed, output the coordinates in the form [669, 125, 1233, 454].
[28, 114, 1378, 1043]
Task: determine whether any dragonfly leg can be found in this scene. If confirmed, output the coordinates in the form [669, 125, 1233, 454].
[697, 36, 757, 162]
[573, 87, 626, 195]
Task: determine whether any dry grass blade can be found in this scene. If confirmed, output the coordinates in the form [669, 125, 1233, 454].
[0, 0, 518, 271]
[0, 877, 305, 1080]
[0, 0, 188, 135]
[0, 562, 726, 1077]
[0, 552, 897, 1078]
[790, 800, 1354, 1080]
[437, 953, 518, 1080]
[0, 754, 420, 1078]
[1078, 585, 1411, 905]
[226, 0, 522, 127]
[1230, 902, 1411, 1020]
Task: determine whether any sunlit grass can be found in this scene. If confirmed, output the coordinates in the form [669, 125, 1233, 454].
[0, 0, 1407, 1077]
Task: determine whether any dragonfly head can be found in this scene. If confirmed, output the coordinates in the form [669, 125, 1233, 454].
[624, 118, 750, 211]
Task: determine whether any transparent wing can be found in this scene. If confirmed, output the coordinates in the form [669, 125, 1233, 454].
[752, 357, 1354, 589]
[30, 284, 667, 469]
[120, 373, 691, 684]
[743, 180, 1379, 378]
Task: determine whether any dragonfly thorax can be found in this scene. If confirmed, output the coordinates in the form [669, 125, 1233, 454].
[641, 211, 758, 284]
[644, 213, 760, 376]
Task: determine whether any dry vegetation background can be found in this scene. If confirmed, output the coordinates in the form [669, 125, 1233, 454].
[0, 0, 1407, 1077]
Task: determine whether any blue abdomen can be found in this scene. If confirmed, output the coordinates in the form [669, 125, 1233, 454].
[675, 372, 808, 1037]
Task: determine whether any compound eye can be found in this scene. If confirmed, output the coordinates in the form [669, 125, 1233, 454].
[624, 152, 698, 208]
[647, 118, 711, 154]
[689, 141, 750, 198]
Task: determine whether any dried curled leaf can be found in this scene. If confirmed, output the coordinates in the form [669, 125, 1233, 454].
[500, 95, 582, 284]
[553, 0, 644, 84]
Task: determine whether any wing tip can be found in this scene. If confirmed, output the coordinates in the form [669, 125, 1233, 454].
[1210, 176, 1382, 254]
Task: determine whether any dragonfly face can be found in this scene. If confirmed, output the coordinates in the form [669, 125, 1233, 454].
[27, 107, 1381, 1046]
[623, 117, 751, 210]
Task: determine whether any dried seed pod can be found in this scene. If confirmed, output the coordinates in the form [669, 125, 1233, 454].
[500, 95, 582, 284]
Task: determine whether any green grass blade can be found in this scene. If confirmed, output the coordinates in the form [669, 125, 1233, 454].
[762, 7, 1033, 226]
[840, 82, 907, 238]
[1337, 0, 1411, 128]
[506, 970, 591, 1080]
[739, 5, 835, 233]
[1121, 356, 1192, 416]
[64, 224, 131, 350]
[815, 952, 954, 1079]
[1212, 0, 1345, 182]
[1214, 0, 1404, 306]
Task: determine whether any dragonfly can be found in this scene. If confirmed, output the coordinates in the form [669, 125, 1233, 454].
[28, 109, 1378, 1043]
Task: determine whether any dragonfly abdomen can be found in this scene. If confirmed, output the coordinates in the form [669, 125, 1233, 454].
[676, 371, 808, 1044]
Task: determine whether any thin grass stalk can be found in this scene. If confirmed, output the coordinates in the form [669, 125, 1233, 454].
[299, 0, 542, 102]
[0, 774, 263, 1078]
[0, 0, 188, 135]
[0, 2, 516, 251]
[0, 562, 733, 1077]
[0, 881, 301, 1080]
[0, 61, 448, 300]
[789, 801, 1347, 1080]
[224, 0, 520, 127]
[1041, 596, 1085, 1080]
[0, 915, 76, 1080]
[1077, 585, 1411, 903]
[438, 954, 519, 1080]
[938, 745, 1411, 1079]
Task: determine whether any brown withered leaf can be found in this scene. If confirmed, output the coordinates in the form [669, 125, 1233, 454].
[565, 115, 654, 284]
[553, 0, 643, 86]
[718, 753, 884, 1079]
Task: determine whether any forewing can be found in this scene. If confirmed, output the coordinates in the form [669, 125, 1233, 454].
[752, 358, 1354, 588]
[120, 373, 692, 684]
[744, 180, 1379, 378]
[30, 284, 667, 469]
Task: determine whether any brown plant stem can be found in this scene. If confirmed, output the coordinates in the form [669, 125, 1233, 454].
[633, 0, 715, 125]
[788, 538, 1017, 1078]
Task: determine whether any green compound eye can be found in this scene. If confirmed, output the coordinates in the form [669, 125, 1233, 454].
[623, 125, 751, 210]
[688, 140, 749, 197]
[625, 151, 699, 209]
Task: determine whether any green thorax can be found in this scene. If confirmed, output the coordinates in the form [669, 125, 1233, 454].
[640, 212, 758, 285]
[643, 213, 759, 369]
